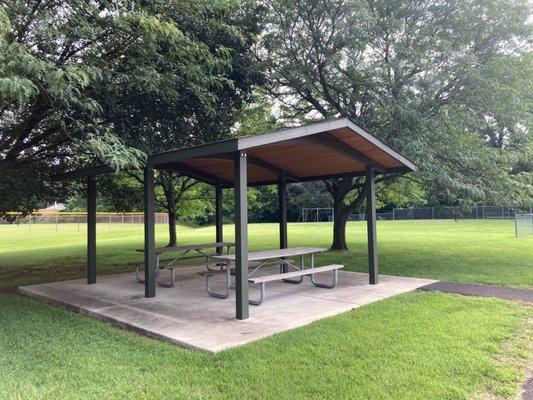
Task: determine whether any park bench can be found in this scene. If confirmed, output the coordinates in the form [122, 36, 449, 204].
[206, 259, 296, 299]
[248, 264, 344, 306]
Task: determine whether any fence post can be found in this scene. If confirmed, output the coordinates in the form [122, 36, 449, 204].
[431, 207, 435, 220]
[55, 214, 58, 233]
[29, 214, 32, 235]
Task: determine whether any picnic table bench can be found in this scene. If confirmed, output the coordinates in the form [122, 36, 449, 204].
[135, 242, 235, 288]
[212, 247, 343, 305]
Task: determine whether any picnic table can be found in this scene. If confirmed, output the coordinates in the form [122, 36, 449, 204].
[210, 247, 343, 305]
[135, 242, 235, 287]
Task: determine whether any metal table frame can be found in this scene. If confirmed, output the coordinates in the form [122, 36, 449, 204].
[208, 247, 327, 298]
[136, 242, 234, 288]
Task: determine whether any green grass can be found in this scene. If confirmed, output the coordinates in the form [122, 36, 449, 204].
[1, 220, 531, 399]
[0, 292, 530, 399]
[1, 220, 531, 289]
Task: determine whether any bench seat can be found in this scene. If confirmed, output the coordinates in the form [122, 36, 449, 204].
[136, 263, 208, 287]
[248, 264, 344, 305]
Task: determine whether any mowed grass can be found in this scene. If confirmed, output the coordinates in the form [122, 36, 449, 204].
[1, 220, 531, 399]
[1, 219, 531, 289]
[0, 292, 530, 400]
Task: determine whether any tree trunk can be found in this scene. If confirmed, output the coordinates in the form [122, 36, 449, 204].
[331, 208, 349, 250]
[325, 178, 367, 251]
[167, 209, 177, 247]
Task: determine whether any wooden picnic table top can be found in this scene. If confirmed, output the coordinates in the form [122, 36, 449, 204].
[136, 242, 235, 254]
[212, 247, 327, 262]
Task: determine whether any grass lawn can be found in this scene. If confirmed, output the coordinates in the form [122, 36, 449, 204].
[0, 292, 530, 399]
[1, 219, 531, 289]
[0, 219, 531, 399]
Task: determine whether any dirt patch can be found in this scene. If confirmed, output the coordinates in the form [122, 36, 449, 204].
[523, 375, 533, 400]
[419, 282, 533, 303]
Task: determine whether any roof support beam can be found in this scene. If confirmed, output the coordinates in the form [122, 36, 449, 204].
[215, 185, 223, 255]
[234, 150, 249, 320]
[278, 174, 288, 273]
[248, 155, 299, 182]
[144, 167, 156, 298]
[291, 134, 387, 172]
[87, 175, 96, 284]
[203, 154, 299, 182]
[365, 166, 378, 284]
[157, 162, 232, 187]
[53, 165, 115, 181]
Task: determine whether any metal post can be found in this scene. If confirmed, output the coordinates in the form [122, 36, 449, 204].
[87, 175, 97, 284]
[144, 167, 156, 298]
[278, 174, 288, 272]
[365, 166, 378, 284]
[215, 185, 223, 255]
[234, 150, 249, 320]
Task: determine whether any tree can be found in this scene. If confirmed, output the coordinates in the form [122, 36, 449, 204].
[99, 0, 263, 246]
[1, 0, 263, 244]
[0, 1, 158, 215]
[260, 0, 532, 249]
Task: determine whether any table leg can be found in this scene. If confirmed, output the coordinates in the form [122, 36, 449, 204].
[282, 254, 303, 284]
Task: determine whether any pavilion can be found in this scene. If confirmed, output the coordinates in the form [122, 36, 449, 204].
[56, 117, 416, 320]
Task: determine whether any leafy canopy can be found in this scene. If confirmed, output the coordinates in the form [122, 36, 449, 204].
[0, 0, 262, 215]
[261, 0, 532, 207]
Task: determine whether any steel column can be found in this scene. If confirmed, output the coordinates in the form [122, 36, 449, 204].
[87, 175, 97, 284]
[144, 167, 156, 298]
[365, 166, 378, 284]
[215, 185, 223, 255]
[234, 150, 249, 320]
[278, 174, 288, 272]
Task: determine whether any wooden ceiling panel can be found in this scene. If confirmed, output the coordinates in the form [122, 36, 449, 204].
[183, 158, 278, 184]
[330, 128, 405, 168]
[248, 144, 366, 178]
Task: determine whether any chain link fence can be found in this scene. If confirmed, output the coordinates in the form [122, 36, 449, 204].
[515, 214, 533, 237]
[0, 212, 169, 235]
[348, 205, 533, 221]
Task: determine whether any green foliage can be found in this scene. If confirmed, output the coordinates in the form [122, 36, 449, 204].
[0, 0, 262, 217]
[233, 89, 281, 136]
[377, 179, 427, 208]
[90, 0, 263, 243]
[260, 0, 532, 247]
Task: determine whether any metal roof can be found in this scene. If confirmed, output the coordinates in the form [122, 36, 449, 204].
[55, 118, 416, 186]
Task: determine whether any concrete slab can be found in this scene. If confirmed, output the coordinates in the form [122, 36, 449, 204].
[18, 267, 436, 353]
